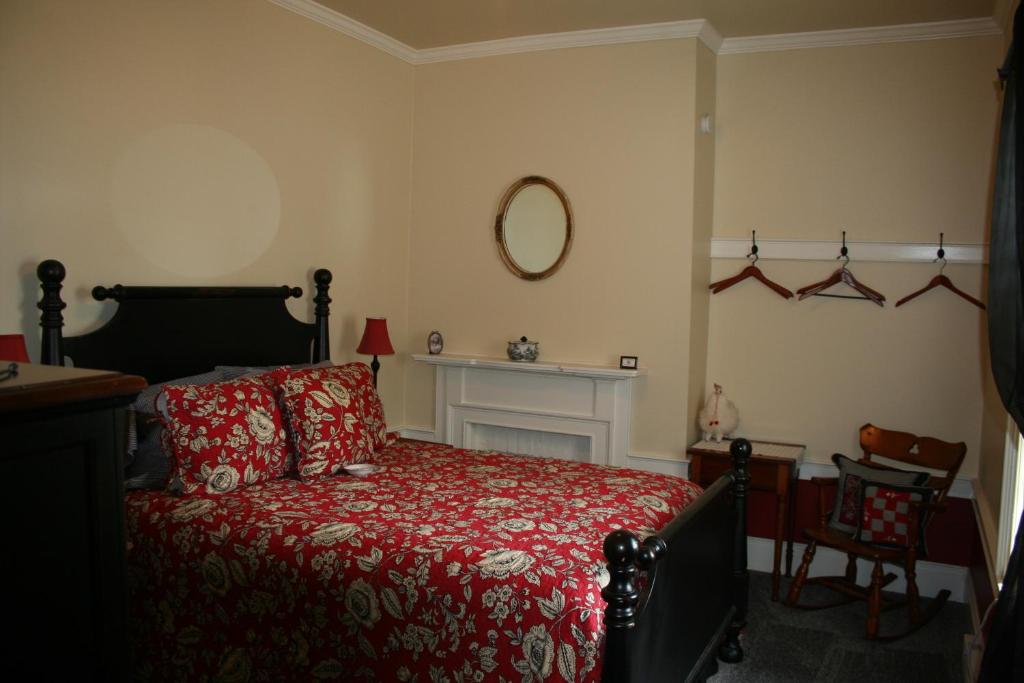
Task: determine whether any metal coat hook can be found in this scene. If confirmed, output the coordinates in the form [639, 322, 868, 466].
[836, 230, 849, 266]
[933, 232, 947, 274]
[747, 230, 759, 264]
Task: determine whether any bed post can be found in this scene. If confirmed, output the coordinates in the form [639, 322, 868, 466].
[312, 268, 332, 362]
[601, 529, 640, 681]
[719, 437, 751, 663]
[37, 259, 67, 366]
[600, 530, 667, 682]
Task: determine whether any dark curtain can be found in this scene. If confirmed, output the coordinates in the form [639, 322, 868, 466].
[981, 5, 1024, 681]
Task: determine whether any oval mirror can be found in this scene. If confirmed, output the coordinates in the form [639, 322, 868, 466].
[494, 176, 574, 281]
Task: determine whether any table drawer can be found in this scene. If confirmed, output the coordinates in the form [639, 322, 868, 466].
[692, 452, 792, 489]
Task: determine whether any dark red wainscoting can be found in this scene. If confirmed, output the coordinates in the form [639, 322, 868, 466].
[742, 480, 980, 567]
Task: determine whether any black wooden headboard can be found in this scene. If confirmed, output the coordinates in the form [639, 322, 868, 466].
[36, 259, 332, 384]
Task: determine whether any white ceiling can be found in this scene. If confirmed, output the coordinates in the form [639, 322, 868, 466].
[313, 0, 1000, 50]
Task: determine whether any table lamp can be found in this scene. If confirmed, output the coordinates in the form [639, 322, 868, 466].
[356, 318, 394, 388]
[0, 334, 30, 363]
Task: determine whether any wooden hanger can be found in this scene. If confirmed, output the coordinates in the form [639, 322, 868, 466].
[895, 234, 986, 310]
[795, 232, 886, 307]
[709, 231, 794, 299]
[796, 267, 886, 305]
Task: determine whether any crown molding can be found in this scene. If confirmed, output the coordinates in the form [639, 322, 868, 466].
[413, 19, 716, 64]
[266, 0, 417, 63]
[718, 17, 1002, 54]
[268, 1, 1001, 64]
[696, 20, 724, 54]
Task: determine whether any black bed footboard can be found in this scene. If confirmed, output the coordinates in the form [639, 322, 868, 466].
[602, 438, 751, 683]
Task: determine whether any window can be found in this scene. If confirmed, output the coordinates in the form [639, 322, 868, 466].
[998, 416, 1024, 586]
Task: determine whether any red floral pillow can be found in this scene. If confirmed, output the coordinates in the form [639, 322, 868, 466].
[274, 364, 376, 481]
[327, 362, 390, 451]
[160, 378, 290, 495]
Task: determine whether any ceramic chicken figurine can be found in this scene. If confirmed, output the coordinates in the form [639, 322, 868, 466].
[698, 383, 739, 442]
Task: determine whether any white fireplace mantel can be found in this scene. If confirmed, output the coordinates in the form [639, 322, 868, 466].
[412, 353, 643, 467]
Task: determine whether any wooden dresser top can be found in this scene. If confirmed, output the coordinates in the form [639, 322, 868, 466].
[0, 363, 147, 414]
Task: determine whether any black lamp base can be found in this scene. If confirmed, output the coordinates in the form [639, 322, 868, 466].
[370, 355, 380, 388]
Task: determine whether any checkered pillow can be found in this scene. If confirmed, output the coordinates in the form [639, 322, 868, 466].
[828, 453, 929, 535]
[856, 481, 933, 552]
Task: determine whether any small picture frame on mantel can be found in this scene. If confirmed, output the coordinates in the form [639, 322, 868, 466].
[427, 330, 444, 355]
[619, 355, 638, 370]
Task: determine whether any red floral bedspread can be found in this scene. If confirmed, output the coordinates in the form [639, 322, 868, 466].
[125, 440, 701, 682]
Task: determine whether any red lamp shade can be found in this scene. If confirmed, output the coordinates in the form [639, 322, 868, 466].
[356, 318, 395, 356]
[0, 334, 30, 363]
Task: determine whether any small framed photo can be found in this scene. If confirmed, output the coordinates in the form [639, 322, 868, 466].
[427, 330, 444, 355]
[619, 355, 638, 369]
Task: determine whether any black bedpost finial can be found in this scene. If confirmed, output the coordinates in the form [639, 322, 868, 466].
[719, 437, 751, 664]
[601, 528, 641, 681]
[602, 529, 641, 628]
[312, 268, 332, 362]
[729, 437, 752, 499]
[37, 259, 67, 366]
[637, 535, 668, 570]
[92, 284, 126, 302]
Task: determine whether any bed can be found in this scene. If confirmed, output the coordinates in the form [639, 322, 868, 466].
[36, 259, 751, 682]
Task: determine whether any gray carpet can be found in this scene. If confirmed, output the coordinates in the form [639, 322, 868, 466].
[709, 572, 970, 682]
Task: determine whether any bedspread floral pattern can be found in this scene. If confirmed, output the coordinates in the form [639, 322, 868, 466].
[161, 378, 289, 495]
[126, 440, 701, 681]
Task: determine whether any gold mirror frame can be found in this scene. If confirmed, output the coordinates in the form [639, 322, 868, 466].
[494, 175, 574, 281]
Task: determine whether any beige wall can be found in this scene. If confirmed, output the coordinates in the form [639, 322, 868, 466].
[708, 36, 1002, 478]
[995, 0, 1016, 41]
[0, 0, 414, 423]
[687, 43, 716, 445]
[714, 38, 999, 243]
[2, 2, 1008, 489]
[405, 40, 704, 459]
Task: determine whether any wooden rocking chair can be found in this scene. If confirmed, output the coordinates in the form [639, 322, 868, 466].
[784, 424, 966, 641]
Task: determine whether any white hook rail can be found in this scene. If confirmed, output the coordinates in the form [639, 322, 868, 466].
[710, 238, 987, 264]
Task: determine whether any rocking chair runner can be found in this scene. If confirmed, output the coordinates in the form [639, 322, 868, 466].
[784, 424, 966, 641]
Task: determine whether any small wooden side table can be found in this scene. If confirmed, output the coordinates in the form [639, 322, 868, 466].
[687, 438, 804, 601]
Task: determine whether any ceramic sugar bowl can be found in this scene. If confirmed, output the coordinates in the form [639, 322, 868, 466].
[507, 336, 539, 362]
